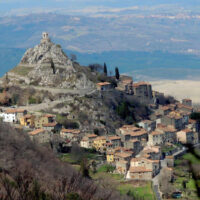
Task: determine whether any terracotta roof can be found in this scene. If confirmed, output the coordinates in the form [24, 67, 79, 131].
[181, 128, 193, 133]
[160, 106, 170, 111]
[43, 122, 57, 127]
[116, 160, 128, 164]
[182, 98, 192, 102]
[140, 120, 153, 124]
[109, 136, 121, 141]
[151, 131, 164, 136]
[5, 108, 26, 114]
[61, 129, 80, 134]
[157, 125, 177, 133]
[129, 167, 152, 173]
[143, 147, 160, 154]
[97, 82, 111, 86]
[29, 129, 45, 136]
[129, 139, 139, 143]
[189, 119, 196, 124]
[167, 113, 182, 120]
[115, 152, 132, 158]
[133, 82, 150, 87]
[131, 158, 141, 162]
[107, 151, 114, 155]
[43, 114, 55, 118]
[86, 134, 98, 138]
[131, 156, 159, 164]
[106, 142, 113, 146]
[178, 104, 193, 111]
[130, 130, 147, 137]
[94, 136, 106, 141]
[166, 156, 174, 159]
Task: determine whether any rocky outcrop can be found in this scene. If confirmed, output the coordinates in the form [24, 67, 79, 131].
[7, 32, 94, 89]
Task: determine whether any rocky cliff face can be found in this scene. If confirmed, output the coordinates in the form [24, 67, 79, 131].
[7, 33, 94, 89]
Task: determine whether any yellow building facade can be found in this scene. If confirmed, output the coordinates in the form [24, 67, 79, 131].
[93, 136, 106, 150]
[106, 152, 114, 163]
[20, 115, 35, 127]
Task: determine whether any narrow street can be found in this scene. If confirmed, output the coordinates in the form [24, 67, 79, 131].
[152, 146, 187, 200]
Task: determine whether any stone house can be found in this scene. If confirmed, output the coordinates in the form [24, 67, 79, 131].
[138, 120, 156, 132]
[158, 105, 171, 116]
[177, 103, 193, 113]
[116, 125, 140, 141]
[130, 129, 148, 142]
[161, 112, 183, 130]
[35, 114, 55, 128]
[127, 166, 153, 180]
[179, 111, 190, 126]
[156, 124, 177, 144]
[43, 122, 62, 132]
[108, 136, 121, 148]
[114, 152, 132, 163]
[96, 82, 113, 91]
[123, 139, 141, 155]
[60, 129, 81, 142]
[140, 146, 161, 160]
[165, 156, 174, 167]
[116, 75, 133, 95]
[182, 99, 192, 107]
[130, 157, 160, 177]
[148, 131, 164, 146]
[133, 82, 153, 101]
[28, 128, 51, 143]
[80, 134, 98, 149]
[116, 160, 129, 175]
[187, 119, 200, 133]
[177, 128, 197, 144]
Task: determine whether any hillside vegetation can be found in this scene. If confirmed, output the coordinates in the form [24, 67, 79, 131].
[0, 123, 130, 200]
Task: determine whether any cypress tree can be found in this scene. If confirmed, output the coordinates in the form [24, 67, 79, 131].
[115, 67, 120, 80]
[103, 62, 107, 76]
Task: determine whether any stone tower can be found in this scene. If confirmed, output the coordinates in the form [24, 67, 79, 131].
[41, 32, 51, 43]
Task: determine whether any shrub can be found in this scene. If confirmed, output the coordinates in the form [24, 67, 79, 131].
[28, 97, 37, 104]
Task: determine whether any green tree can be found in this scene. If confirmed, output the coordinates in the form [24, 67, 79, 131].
[66, 193, 82, 200]
[115, 67, 120, 80]
[117, 102, 130, 119]
[104, 62, 107, 76]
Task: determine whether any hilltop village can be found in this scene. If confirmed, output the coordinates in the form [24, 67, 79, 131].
[0, 33, 199, 199]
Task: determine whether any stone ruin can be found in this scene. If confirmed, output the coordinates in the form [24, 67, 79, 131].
[41, 32, 51, 43]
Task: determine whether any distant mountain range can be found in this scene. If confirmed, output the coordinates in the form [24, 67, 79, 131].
[1, 9, 200, 81]
[1, 47, 200, 81]
[0, 12, 200, 54]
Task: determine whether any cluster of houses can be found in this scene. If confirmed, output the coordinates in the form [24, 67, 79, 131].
[0, 108, 63, 143]
[97, 75, 154, 103]
[0, 78, 199, 182]
[81, 82, 199, 181]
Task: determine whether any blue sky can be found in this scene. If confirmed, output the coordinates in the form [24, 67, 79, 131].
[0, 0, 199, 16]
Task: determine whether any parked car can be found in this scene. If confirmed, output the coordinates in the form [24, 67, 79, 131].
[172, 191, 182, 199]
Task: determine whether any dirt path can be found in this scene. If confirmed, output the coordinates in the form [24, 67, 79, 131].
[18, 87, 96, 112]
